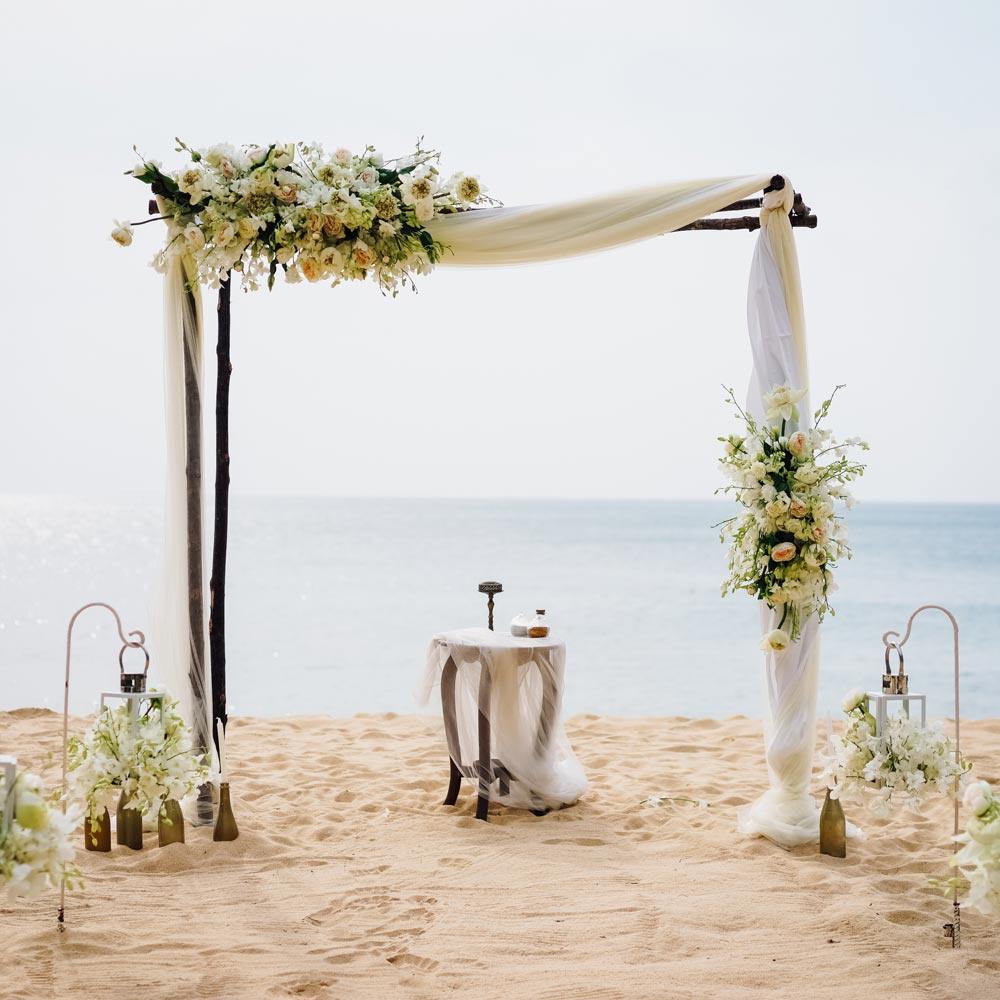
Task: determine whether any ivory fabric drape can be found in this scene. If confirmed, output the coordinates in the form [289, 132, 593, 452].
[151, 245, 213, 774]
[428, 176, 772, 266]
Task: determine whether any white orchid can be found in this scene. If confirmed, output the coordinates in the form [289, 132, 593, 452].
[763, 384, 808, 424]
[759, 628, 790, 653]
[825, 695, 967, 816]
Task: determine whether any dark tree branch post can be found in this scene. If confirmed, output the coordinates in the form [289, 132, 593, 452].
[180, 279, 214, 825]
[209, 274, 232, 752]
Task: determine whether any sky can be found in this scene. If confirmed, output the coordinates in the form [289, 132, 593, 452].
[1, 1, 998, 503]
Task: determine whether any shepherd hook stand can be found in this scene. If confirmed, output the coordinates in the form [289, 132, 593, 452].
[882, 604, 962, 948]
[58, 602, 148, 929]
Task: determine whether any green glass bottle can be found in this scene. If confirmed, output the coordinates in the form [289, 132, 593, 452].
[819, 787, 846, 858]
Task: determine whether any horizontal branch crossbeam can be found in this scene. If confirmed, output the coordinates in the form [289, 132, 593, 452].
[679, 214, 818, 232]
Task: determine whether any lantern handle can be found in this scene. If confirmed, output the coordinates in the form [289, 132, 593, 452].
[884, 643, 904, 677]
[59, 602, 147, 930]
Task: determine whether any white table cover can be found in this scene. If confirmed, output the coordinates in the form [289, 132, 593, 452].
[418, 627, 587, 811]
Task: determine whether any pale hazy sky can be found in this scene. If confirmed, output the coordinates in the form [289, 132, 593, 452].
[2, 1, 998, 502]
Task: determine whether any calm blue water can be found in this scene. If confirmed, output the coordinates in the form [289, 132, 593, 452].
[0, 496, 997, 718]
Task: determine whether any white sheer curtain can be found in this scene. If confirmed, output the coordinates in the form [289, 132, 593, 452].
[150, 238, 213, 773]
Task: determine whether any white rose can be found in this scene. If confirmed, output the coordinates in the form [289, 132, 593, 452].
[271, 143, 295, 168]
[237, 217, 259, 240]
[183, 224, 205, 250]
[110, 220, 133, 247]
[334, 147, 352, 165]
[320, 246, 344, 272]
[750, 461, 767, 482]
[453, 173, 482, 203]
[284, 264, 301, 284]
[355, 165, 380, 190]
[215, 222, 236, 247]
[400, 172, 435, 206]
[759, 629, 790, 653]
[414, 196, 435, 223]
[275, 246, 294, 263]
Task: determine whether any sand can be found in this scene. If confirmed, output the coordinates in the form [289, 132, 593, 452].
[1, 708, 998, 1000]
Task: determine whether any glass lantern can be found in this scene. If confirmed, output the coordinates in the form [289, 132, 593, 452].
[867, 641, 927, 736]
[0, 754, 15, 839]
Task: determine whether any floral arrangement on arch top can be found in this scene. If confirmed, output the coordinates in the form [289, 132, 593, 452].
[113, 138, 495, 295]
[717, 384, 869, 651]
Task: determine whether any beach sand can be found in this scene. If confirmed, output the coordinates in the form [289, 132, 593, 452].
[2, 709, 998, 1000]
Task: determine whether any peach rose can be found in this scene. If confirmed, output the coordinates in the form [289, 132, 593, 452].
[771, 541, 797, 563]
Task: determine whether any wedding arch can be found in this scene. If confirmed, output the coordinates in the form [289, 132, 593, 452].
[120, 144, 819, 843]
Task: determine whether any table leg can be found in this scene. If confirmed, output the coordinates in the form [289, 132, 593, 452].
[441, 655, 462, 806]
[533, 660, 558, 758]
[476, 665, 493, 822]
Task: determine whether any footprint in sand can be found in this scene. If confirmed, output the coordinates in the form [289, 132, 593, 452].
[884, 909, 925, 925]
[387, 952, 439, 971]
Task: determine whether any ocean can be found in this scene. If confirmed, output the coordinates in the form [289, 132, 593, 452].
[1, 496, 997, 720]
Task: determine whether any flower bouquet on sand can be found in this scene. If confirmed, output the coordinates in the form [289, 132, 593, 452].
[0, 771, 79, 901]
[717, 384, 868, 650]
[825, 689, 968, 817]
[68, 692, 208, 842]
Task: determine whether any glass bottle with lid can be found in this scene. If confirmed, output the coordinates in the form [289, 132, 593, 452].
[527, 609, 549, 639]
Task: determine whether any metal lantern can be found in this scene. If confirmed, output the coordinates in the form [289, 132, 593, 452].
[867, 640, 927, 736]
[478, 581, 503, 631]
[0, 755, 15, 840]
[880, 604, 963, 948]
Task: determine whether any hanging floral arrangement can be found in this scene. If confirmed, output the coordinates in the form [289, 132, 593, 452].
[717, 384, 869, 649]
[114, 138, 495, 295]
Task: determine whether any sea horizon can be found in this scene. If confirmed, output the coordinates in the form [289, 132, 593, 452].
[2, 494, 997, 720]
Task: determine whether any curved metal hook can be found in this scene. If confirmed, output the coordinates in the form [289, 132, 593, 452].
[59, 602, 148, 929]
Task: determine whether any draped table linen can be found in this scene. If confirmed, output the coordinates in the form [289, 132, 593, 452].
[419, 627, 587, 811]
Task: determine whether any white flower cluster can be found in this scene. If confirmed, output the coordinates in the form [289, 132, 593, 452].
[0, 772, 79, 901]
[951, 780, 1000, 917]
[117, 139, 492, 295]
[825, 692, 967, 817]
[717, 384, 868, 648]
[68, 692, 208, 838]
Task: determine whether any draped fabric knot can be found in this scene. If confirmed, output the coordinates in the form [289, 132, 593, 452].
[760, 175, 794, 226]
